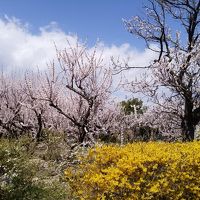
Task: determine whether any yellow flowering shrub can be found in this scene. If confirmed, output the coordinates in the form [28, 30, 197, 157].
[65, 142, 200, 199]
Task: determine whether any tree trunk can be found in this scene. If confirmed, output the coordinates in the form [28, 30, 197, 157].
[35, 113, 43, 142]
[182, 120, 195, 141]
[78, 126, 87, 143]
[182, 99, 195, 141]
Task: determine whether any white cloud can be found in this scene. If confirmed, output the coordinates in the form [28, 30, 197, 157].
[0, 16, 157, 97]
[95, 42, 157, 82]
[0, 17, 79, 71]
[0, 16, 156, 69]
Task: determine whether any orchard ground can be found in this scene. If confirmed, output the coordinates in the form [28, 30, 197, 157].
[1, 133, 200, 200]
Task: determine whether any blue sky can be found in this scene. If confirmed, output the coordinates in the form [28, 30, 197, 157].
[0, 0, 147, 48]
[0, 0, 158, 100]
[0, 0, 191, 101]
[0, 0, 157, 92]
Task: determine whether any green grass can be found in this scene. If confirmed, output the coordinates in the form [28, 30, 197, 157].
[0, 135, 71, 200]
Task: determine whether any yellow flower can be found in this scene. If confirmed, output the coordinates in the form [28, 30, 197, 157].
[65, 141, 200, 199]
[149, 182, 160, 193]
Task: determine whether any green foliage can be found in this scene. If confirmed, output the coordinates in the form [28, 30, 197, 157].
[120, 98, 147, 115]
[0, 136, 69, 200]
[120, 98, 161, 142]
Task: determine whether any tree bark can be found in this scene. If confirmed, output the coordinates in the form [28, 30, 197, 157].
[35, 113, 43, 142]
[78, 126, 87, 143]
[182, 99, 195, 141]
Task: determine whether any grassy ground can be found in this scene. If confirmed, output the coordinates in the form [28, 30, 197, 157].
[1, 135, 200, 200]
[0, 135, 74, 200]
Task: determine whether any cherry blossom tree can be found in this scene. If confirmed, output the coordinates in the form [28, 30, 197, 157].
[0, 73, 30, 138]
[32, 42, 115, 144]
[23, 73, 53, 141]
[0, 71, 61, 140]
[120, 0, 200, 141]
